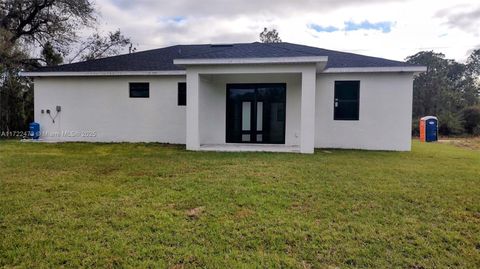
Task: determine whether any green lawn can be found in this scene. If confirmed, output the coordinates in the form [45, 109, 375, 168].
[0, 140, 479, 268]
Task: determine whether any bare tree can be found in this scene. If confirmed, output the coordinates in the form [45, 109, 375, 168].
[1, 0, 134, 64]
[69, 30, 134, 63]
[0, 0, 134, 133]
[0, 0, 95, 46]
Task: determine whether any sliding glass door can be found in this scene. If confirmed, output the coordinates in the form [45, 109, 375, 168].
[226, 83, 286, 144]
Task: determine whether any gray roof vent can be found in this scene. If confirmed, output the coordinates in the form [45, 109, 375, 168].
[210, 44, 234, 48]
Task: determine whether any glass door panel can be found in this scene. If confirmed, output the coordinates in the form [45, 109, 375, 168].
[256, 102, 263, 131]
[241, 101, 252, 142]
[242, 102, 251, 131]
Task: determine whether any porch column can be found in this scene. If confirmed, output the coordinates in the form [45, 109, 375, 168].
[186, 70, 200, 150]
[300, 67, 316, 154]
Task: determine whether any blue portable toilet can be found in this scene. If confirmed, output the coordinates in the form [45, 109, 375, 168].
[420, 116, 438, 142]
[29, 122, 40, 140]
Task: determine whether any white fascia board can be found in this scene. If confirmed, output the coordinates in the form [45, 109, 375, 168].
[173, 56, 328, 65]
[19, 70, 186, 77]
[322, 66, 427, 73]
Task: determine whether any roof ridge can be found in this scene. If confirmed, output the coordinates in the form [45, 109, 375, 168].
[176, 44, 243, 59]
[261, 42, 319, 57]
[177, 42, 322, 59]
[176, 42, 269, 59]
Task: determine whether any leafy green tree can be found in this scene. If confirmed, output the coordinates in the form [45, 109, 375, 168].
[466, 49, 480, 103]
[466, 49, 480, 78]
[463, 106, 480, 135]
[41, 42, 63, 66]
[259, 27, 282, 43]
[406, 51, 480, 135]
[0, 28, 32, 132]
[0, 0, 133, 134]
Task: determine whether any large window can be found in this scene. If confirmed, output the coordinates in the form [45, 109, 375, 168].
[334, 81, 360, 120]
[178, 82, 186, 106]
[129, 83, 149, 98]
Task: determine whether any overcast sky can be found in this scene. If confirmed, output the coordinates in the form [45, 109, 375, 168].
[94, 0, 480, 62]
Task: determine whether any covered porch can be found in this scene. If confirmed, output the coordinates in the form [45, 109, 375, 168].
[198, 143, 301, 153]
[174, 57, 326, 154]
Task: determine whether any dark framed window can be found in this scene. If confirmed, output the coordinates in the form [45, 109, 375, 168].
[334, 81, 360, 120]
[129, 82, 149, 98]
[178, 82, 186, 106]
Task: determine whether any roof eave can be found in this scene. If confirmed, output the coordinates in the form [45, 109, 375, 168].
[19, 64, 427, 77]
[322, 66, 427, 74]
[19, 70, 186, 77]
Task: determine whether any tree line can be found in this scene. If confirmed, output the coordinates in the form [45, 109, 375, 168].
[407, 50, 480, 135]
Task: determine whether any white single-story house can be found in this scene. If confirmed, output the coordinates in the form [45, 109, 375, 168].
[22, 42, 426, 153]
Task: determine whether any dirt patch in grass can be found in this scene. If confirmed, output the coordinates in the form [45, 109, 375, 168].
[186, 206, 205, 219]
[234, 208, 255, 219]
[438, 137, 480, 150]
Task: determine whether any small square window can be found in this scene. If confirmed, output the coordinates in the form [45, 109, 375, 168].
[334, 81, 360, 120]
[178, 82, 186, 106]
[129, 83, 149, 98]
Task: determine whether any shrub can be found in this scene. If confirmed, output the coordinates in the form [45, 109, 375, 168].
[411, 121, 420, 137]
[463, 106, 480, 135]
[438, 112, 464, 136]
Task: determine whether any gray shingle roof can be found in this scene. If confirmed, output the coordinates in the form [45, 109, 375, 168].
[35, 42, 417, 72]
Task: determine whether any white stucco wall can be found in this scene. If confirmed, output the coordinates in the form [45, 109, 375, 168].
[34, 76, 186, 143]
[196, 73, 302, 146]
[33, 70, 414, 151]
[315, 72, 414, 151]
